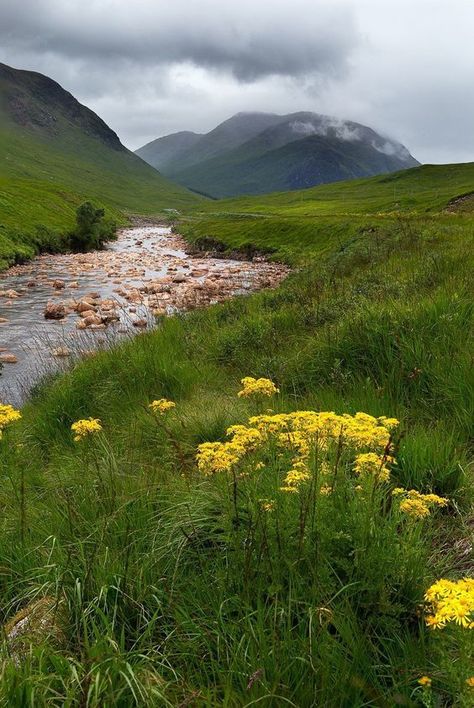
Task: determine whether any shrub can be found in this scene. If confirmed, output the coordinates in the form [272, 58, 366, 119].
[69, 201, 116, 251]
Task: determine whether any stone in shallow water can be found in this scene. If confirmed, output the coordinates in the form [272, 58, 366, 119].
[44, 302, 66, 320]
[52, 347, 71, 357]
[0, 353, 17, 363]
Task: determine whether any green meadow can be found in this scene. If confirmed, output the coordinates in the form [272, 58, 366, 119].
[0, 162, 473, 705]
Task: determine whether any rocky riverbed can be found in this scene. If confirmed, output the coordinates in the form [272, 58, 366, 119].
[0, 225, 289, 404]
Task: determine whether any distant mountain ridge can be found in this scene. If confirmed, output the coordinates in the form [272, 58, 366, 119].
[0, 62, 201, 213]
[136, 111, 419, 198]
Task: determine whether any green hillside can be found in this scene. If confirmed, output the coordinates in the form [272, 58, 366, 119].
[178, 162, 474, 261]
[0, 62, 202, 268]
[1, 161, 473, 704]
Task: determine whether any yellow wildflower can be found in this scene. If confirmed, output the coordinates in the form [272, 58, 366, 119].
[0, 403, 22, 439]
[320, 484, 333, 496]
[399, 498, 430, 518]
[395, 488, 449, 519]
[259, 499, 275, 512]
[226, 424, 263, 452]
[196, 441, 241, 475]
[71, 417, 102, 442]
[354, 452, 391, 483]
[238, 377, 279, 398]
[466, 677, 474, 688]
[417, 676, 432, 688]
[281, 460, 310, 492]
[148, 399, 176, 415]
[424, 577, 474, 630]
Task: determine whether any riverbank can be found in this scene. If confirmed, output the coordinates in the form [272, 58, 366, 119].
[0, 225, 289, 403]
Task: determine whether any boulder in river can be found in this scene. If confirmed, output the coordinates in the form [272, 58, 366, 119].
[44, 302, 66, 320]
[0, 353, 17, 364]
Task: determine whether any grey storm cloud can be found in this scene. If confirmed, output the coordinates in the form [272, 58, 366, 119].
[0, 0, 358, 81]
[1, 0, 474, 163]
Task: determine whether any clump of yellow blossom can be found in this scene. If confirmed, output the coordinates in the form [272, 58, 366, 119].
[319, 484, 333, 496]
[393, 488, 448, 518]
[280, 460, 310, 492]
[417, 676, 432, 688]
[71, 418, 103, 442]
[424, 577, 474, 629]
[0, 403, 22, 439]
[195, 404, 399, 495]
[148, 399, 176, 415]
[259, 499, 275, 512]
[466, 677, 474, 688]
[354, 452, 393, 483]
[196, 424, 263, 475]
[238, 377, 279, 398]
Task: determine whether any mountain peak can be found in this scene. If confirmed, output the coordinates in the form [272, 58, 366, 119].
[136, 111, 419, 198]
[0, 62, 125, 151]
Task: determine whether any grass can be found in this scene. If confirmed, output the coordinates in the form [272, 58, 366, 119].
[0, 159, 473, 705]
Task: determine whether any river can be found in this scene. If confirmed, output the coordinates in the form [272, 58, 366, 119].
[0, 225, 289, 405]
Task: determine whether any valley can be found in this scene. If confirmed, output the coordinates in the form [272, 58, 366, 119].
[0, 58, 473, 708]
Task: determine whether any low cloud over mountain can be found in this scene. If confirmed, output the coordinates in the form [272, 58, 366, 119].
[1, 0, 473, 163]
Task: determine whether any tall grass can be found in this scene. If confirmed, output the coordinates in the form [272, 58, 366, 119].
[0, 214, 472, 705]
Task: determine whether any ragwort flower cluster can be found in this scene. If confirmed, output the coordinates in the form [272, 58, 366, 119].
[392, 488, 448, 518]
[196, 424, 263, 476]
[424, 577, 474, 629]
[148, 398, 176, 415]
[237, 377, 280, 398]
[196, 382, 399, 495]
[71, 417, 103, 442]
[0, 403, 22, 440]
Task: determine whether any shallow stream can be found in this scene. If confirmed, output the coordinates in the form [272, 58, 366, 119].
[0, 225, 288, 404]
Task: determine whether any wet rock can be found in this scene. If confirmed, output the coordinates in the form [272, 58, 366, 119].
[44, 302, 66, 320]
[102, 311, 119, 323]
[52, 279, 65, 289]
[1, 289, 20, 298]
[76, 300, 96, 313]
[83, 315, 103, 327]
[133, 318, 148, 328]
[79, 309, 97, 319]
[3, 595, 67, 664]
[0, 353, 17, 363]
[52, 347, 71, 357]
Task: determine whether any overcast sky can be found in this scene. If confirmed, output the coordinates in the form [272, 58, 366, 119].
[1, 0, 473, 163]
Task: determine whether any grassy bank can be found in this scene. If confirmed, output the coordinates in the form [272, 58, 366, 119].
[0, 165, 473, 705]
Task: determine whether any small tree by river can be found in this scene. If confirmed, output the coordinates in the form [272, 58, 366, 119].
[70, 202, 116, 251]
